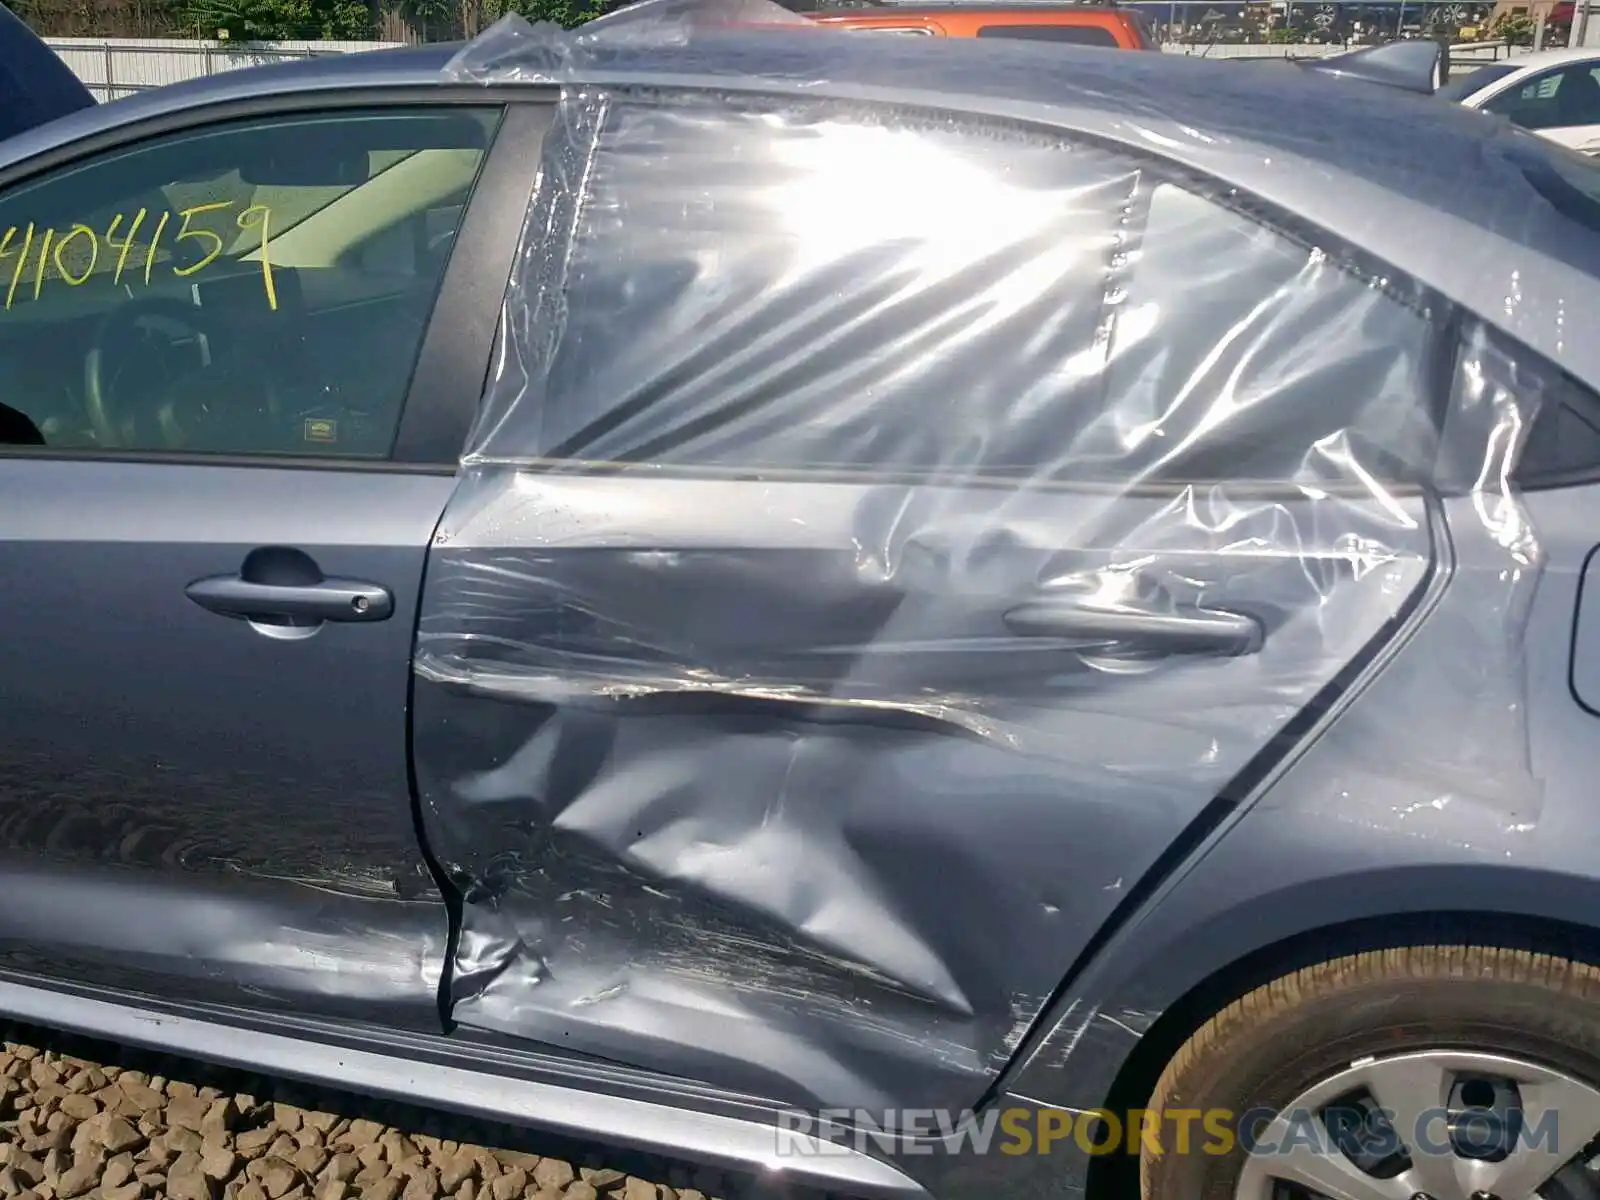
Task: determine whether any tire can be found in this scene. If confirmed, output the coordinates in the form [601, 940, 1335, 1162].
[1140, 945, 1600, 1200]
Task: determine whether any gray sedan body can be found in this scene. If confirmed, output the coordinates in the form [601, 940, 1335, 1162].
[2, 14, 1600, 1200]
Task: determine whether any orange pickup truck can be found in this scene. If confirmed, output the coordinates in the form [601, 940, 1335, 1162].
[808, 3, 1162, 49]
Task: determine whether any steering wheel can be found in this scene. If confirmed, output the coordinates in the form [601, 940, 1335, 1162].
[83, 297, 281, 451]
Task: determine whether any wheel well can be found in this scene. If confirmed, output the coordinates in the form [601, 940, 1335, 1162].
[1083, 908, 1600, 1200]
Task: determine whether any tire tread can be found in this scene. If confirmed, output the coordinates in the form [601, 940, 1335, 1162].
[1140, 944, 1600, 1199]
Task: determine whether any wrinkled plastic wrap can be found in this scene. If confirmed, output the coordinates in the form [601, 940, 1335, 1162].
[416, 4, 1547, 1112]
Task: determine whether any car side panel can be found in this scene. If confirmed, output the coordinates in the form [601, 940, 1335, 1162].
[0, 460, 456, 1025]
[407, 88, 1470, 1115]
[0, 95, 551, 1027]
[884, 483, 1600, 1200]
[415, 478, 1434, 1111]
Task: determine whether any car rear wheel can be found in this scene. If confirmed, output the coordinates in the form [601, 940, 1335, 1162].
[1139, 945, 1600, 1200]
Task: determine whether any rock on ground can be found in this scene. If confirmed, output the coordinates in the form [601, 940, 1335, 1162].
[0, 1020, 831, 1200]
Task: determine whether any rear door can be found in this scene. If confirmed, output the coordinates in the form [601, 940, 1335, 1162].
[413, 93, 1444, 1111]
[0, 97, 541, 1023]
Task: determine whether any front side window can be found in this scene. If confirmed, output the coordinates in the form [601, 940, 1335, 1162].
[0, 105, 500, 458]
[1482, 64, 1600, 131]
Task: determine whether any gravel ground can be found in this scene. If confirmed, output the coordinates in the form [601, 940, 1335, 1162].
[0, 1021, 816, 1200]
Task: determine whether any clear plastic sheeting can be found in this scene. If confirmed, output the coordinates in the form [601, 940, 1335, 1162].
[442, 0, 812, 85]
[417, 7, 1546, 1114]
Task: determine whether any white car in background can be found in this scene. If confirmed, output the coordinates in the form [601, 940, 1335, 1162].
[1441, 46, 1600, 153]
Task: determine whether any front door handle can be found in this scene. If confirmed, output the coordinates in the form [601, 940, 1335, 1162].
[185, 574, 394, 623]
[1002, 598, 1263, 657]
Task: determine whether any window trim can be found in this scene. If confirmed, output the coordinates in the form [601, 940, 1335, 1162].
[392, 100, 556, 466]
[0, 86, 556, 471]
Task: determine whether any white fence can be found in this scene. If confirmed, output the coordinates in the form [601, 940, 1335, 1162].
[45, 36, 405, 101]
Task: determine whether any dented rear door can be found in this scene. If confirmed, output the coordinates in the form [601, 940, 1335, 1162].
[412, 94, 1445, 1112]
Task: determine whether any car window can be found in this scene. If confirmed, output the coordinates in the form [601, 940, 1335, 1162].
[509, 100, 1140, 475]
[1436, 62, 1520, 103]
[0, 106, 501, 459]
[974, 23, 1120, 44]
[1095, 183, 1436, 482]
[491, 97, 1436, 485]
[1482, 63, 1600, 130]
[1516, 372, 1600, 482]
[1472, 311, 1600, 486]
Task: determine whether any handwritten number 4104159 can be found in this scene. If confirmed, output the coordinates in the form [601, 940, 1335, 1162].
[0, 201, 276, 312]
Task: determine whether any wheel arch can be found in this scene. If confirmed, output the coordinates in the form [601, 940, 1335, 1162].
[1081, 906, 1600, 1200]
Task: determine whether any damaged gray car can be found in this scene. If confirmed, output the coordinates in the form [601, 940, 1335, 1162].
[4, 3, 1600, 1199]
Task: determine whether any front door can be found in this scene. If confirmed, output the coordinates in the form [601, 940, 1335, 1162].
[0, 100, 508, 1026]
[412, 93, 1447, 1112]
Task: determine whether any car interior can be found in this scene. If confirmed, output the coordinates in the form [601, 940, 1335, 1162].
[0, 107, 498, 458]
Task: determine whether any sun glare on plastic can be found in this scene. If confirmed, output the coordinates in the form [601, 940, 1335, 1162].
[758, 119, 1063, 276]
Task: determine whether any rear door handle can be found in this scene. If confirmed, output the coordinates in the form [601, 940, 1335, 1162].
[185, 575, 394, 623]
[1002, 598, 1263, 656]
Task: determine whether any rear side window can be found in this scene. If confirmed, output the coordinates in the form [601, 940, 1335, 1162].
[975, 23, 1120, 44]
[483, 95, 1437, 485]
[1517, 381, 1600, 483]
[1098, 183, 1435, 482]
[496, 98, 1140, 475]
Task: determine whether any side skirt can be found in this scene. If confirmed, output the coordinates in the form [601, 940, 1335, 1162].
[0, 970, 928, 1200]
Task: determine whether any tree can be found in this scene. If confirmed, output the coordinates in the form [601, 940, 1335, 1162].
[498, 0, 611, 28]
[1488, 7, 1536, 42]
[11, 0, 185, 36]
[179, 0, 374, 39]
[398, 0, 450, 37]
